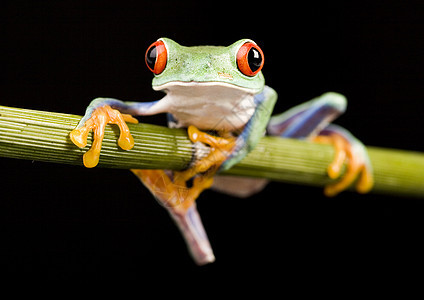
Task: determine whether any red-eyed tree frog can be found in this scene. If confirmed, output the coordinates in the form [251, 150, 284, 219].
[70, 38, 373, 265]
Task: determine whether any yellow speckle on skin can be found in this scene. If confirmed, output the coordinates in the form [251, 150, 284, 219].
[217, 72, 233, 80]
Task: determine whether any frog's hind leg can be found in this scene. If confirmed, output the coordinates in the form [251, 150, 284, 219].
[131, 169, 215, 265]
[267, 92, 347, 138]
[267, 92, 373, 196]
[130, 126, 238, 264]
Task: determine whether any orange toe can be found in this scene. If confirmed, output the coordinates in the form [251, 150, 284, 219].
[70, 105, 136, 168]
[315, 133, 374, 197]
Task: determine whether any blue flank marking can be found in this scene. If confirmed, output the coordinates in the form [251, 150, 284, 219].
[279, 99, 347, 139]
[253, 89, 266, 106]
[167, 113, 178, 125]
[280, 104, 337, 138]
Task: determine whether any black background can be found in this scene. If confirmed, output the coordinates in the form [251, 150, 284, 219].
[1, 0, 424, 284]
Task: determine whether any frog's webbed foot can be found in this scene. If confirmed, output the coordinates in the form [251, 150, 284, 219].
[314, 129, 374, 197]
[70, 105, 138, 168]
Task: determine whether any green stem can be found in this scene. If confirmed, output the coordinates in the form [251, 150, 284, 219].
[1, 105, 424, 197]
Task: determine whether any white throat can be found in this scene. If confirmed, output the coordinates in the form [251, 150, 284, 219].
[154, 82, 257, 131]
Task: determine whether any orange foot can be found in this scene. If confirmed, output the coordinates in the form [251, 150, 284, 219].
[314, 134, 374, 197]
[70, 105, 138, 168]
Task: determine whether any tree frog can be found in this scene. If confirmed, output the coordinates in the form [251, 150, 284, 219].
[70, 38, 373, 265]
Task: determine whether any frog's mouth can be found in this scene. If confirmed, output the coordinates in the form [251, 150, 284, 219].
[152, 81, 260, 95]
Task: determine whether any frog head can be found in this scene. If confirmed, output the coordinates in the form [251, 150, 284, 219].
[145, 38, 265, 94]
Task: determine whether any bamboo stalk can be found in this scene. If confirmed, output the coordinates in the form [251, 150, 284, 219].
[1, 105, 424, 197]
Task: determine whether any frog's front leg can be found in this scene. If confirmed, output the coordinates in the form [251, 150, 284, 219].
[267, 92, 374, 196]
[70, 98, 165, 167]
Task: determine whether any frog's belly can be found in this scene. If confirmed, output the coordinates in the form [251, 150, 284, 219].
[168, 96, 256, 131]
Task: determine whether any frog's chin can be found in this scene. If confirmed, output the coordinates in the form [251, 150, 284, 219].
[152, 81, 261, 94]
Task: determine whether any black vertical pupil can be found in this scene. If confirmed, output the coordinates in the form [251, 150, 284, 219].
[247, 47, 262, 72]
[146, 46, 157, 69]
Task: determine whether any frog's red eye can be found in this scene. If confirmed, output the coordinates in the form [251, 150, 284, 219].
[236, 42, 264, 77]
[145, 40, 167, 74]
